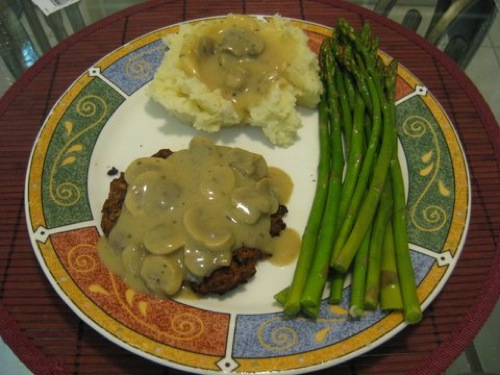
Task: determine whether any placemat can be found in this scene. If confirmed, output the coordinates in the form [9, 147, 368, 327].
[0, 0, 499, 374]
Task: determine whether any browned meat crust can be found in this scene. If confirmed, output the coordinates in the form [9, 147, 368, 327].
[100, 173, 127, 237]
[100, 148, 287, 296]
[270, 204, 288, 237]
[151, 148, 174, 159]
[190, 247, 269, 295]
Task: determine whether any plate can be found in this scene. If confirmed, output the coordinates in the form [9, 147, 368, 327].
[25, 17, 470, 374]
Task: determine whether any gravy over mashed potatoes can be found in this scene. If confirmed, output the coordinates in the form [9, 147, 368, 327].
[147, 14, 322, 147]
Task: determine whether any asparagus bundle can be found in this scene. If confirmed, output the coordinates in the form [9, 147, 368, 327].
[276, 18, 422, 324]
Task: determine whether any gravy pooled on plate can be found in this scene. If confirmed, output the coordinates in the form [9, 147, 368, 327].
[98, 137, 294, 297]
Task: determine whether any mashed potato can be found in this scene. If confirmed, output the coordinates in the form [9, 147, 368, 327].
[147, 14, 322, 147]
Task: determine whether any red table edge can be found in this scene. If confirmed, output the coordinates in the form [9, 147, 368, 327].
[0, 0, 498, 374]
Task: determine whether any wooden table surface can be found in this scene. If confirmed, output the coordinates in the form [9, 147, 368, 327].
[0, 0, 499, 374]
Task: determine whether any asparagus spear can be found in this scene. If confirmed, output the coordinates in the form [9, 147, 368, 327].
[328, 272, 345, 305]
[335, 62, 353, 153]
[379, 221, 403, 311]
[301, 40, 344, 317]
[390, 145, 422, 324]
[343, 72, 356, 111]
[349, 225, 372, 318]
[332, 55, 397, 274]
[386, 58, 422, 323]
[329, 55, 367, 307]
[336, 93, 366, 231]
[282, 89, 330, 316]
[274, 286, 289, 306]
[277, 19, 421, 324]
[330, 52, 383, 271]
[364, 177, 393, 310]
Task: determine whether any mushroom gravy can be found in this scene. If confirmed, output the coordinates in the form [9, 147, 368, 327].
[178, 14, 298, 116]
[98, 137, 295, 297]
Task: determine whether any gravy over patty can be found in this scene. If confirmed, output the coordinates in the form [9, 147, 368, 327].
[98, 137, 297, 298]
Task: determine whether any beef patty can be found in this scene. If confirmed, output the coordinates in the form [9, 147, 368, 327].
[100, 149, 287, 295]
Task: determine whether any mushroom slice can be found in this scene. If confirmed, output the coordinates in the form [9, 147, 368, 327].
[121, 245, 146, 276]
[229, 183, 277, 224]
[226, 148, 268, 180]
[140, 255, 183, 296]
[183, 205, 234, 252]
[255, 177, 279, 213]
[219, 26, 265, 57]
[124, 171, 181, 217]
[199, 165, 235, 200]
[184, 245, 232, 278]
[143, 223, 184, 255]
[124, 157, 168, 184]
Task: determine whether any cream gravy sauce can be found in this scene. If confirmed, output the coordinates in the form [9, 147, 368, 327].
[98, 137, 296, 297]
[178, 14, 298, 116]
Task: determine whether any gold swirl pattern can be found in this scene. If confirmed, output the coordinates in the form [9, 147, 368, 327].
[49, 95, 107, 207]
[257, 311, 347, 351]
[52, 181, 81, 208]
[257, 318, 298, 351]
[125, 45, 164, 80]
[402, 115, 448, 232]
[169, 313, 205, 339]
[67, 244, 99, 273]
